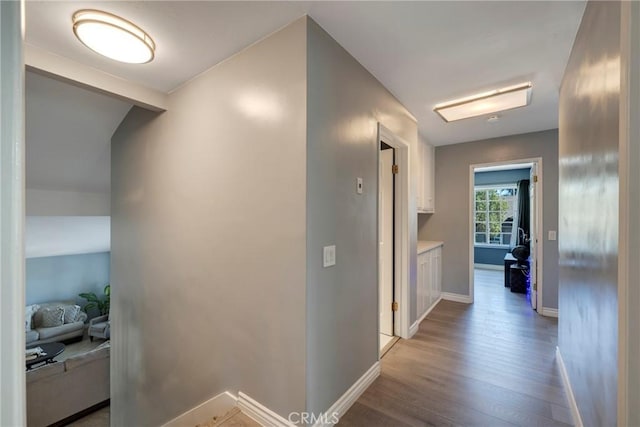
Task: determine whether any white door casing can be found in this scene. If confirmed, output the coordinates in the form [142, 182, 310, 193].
[469, 158, 543, 311]
[377, 124, 410, 340]
[379, 148, 394, 336]
[0, 1, 26, 425]
[529, 163, 538, 310]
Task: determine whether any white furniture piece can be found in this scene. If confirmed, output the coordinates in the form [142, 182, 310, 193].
[417, 138, 435, 213]
[417, 241, 443, 319]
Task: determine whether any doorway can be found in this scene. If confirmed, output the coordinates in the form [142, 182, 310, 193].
[379, 142, 396, 354]
[377, 124, 410, 352]
[469, 158, 543, 312]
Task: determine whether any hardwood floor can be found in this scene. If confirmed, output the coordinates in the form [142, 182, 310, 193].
[340, 268, 572, 427]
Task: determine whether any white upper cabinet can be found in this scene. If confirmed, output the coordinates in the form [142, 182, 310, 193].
[417, 137, 435, 213]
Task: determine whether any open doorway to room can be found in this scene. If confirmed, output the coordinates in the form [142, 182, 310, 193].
[469, 159, 543, 313]
[379, 141, 397, 355]
[23, 71, 128, 427]
[377, 124, 410, 356]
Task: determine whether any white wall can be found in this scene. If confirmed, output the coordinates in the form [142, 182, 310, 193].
[26, 188, 109, 216]
[111, 18, 308, 425]
[25, 216, 110, 258]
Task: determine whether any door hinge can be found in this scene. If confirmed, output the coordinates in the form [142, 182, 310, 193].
[533, 175, 538, 183]
[392, 164, 399, 174]
[532, 282, 537, 291]
[392, 301, 399, 311]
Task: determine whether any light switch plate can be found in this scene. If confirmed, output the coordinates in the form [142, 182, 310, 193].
[548, 230, 557, 241]
[356, 178, 363, 194]
[323, 245, 336, 267]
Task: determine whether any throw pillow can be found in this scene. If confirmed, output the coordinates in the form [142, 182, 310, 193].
[62, 305, 81, 324]
[39, 307, 64, 327]
[25, 304, 39, 331]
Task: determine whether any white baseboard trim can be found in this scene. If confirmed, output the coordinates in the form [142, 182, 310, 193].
[409, 297, 443, 338]
[474, 263, 503, 271]
[163, 391, 237, 427]
[556, 347, 583, 427]
[313, 362, 381, 427]
[409, 322, 419, 338]
[441, 292, 472, 304]
[238, 392, 294, 427]
[542, 307, 558, 318]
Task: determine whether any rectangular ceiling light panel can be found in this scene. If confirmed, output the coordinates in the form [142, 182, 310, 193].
[434, 82, 532, 122]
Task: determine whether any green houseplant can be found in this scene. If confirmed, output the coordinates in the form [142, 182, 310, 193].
[79, 284, 111, 315]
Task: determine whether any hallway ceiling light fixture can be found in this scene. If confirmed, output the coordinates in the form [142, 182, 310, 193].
[72, 10, 155, 64]
[434, 82, 532, 122]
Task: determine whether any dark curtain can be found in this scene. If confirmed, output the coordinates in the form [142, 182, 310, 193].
[516, 179, 530, 247]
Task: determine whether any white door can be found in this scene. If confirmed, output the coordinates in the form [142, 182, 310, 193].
[529, 164, 538, 310]
[379, 148, 394, 336]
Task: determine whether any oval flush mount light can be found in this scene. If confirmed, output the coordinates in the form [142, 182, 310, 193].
[72, 10, 155, 64]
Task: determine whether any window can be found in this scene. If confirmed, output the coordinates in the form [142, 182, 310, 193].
[474, 185, 518, 246]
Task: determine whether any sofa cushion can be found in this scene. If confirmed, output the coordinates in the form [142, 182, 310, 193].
[62, 305, 81, 324]
[25, 304, 39, 331]
[36, 321, 83, 340]
[39, 307, 64, 327]
[33, 301, 74, 328]
[25, 329, 39, 343]
[64, 346, 109, 371]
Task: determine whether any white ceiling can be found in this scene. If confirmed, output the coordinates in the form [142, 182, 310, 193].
[26, 1, 585, 145]
[25, 1, 586, 146]
[26, 71, 131, 193]
[25, 216, 110, 258]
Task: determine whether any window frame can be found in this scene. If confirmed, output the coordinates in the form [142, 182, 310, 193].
[473, 184, 518, 248]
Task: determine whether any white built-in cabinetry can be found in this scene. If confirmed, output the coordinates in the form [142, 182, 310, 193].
[417, 244, 442, 319]
[417, 138, 435, 213]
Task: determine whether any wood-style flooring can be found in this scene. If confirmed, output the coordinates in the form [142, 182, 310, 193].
[339, 268, 572, 427]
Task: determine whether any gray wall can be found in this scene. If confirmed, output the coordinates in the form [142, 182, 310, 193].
[305, 19, 417, 415]
[26, 252, 110, 306]
[558, 2, 620, 425]
[111, 19, 308, 425]
[419, 129, 559, 308]
[474, 168, 530, 265]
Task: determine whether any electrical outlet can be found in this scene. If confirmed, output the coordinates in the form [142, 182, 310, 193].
[323, 245, 336, 267]
[548, 230, 557, 241]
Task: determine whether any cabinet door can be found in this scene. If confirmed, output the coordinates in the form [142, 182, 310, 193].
[417, 253, 427, 315]
[416, 141, 424, 210]
[424, 143, 435, 212]
[425, 251, 433, 310]
[434, 247, 442, 298]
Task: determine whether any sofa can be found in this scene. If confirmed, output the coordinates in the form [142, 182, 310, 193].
[26, 301, 87, 346]
[26, 341, 110, 427]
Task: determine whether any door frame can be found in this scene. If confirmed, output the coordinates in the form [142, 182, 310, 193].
[468, 157, 543, 312]
[1, 0, 26, 425]
[378, 145, 395, 338]
[378, 124, 410, 341]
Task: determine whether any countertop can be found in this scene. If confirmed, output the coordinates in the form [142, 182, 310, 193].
[417, 240, 444, 254]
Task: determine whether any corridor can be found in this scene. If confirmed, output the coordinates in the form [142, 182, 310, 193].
[340, 269, 571, 426]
